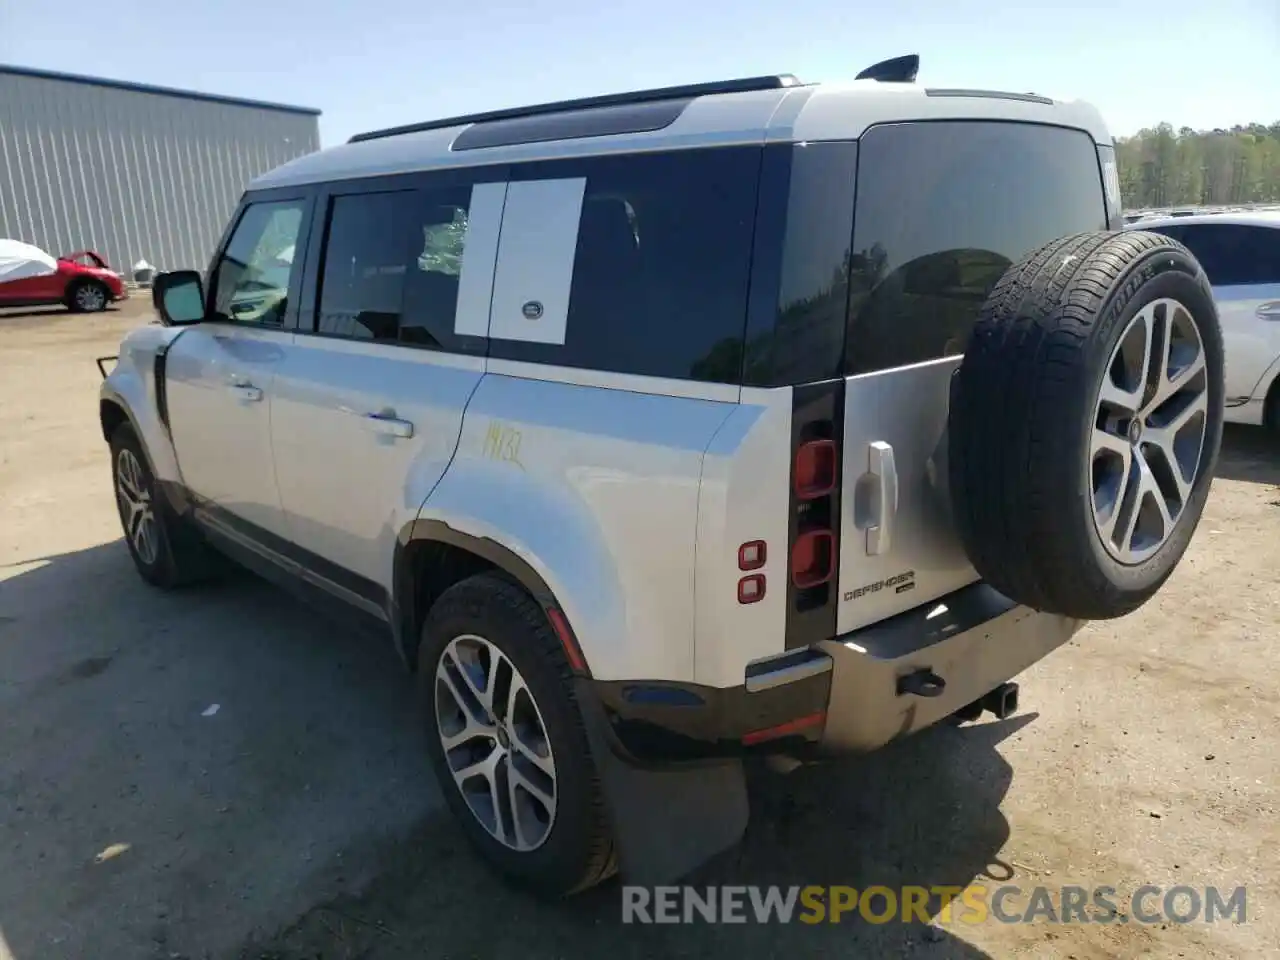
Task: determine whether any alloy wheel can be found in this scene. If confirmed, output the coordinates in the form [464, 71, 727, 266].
[76, 285, 106, 311]
[115, 448, 159, 566]
[434, 634, 557, 851]
[1091, 298, 1209, 564]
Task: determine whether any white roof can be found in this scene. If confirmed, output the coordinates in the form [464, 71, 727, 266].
[1126, 210, 1280, 230]
[253, 81, 1114, 190]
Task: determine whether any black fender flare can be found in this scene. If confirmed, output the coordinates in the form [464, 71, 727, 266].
[391, 519, 574, 669]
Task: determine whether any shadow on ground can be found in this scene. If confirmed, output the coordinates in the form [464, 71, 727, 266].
[1216, 423, 1279, 486]
[1, 541, 1026, 960]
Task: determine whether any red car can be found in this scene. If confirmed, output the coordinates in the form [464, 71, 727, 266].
[0, 240, 128, 312]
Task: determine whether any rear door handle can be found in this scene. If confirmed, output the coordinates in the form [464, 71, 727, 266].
[364, 411, 414, 439]
[1256, 301, 1280, 320]
[866, 441, 898, 556]
[227, 383, 263, 402]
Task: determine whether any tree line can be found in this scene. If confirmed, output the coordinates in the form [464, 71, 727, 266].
[1115, 122, 1280, 210]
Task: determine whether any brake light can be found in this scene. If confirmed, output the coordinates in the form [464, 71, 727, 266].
[791, 530, 835, 588]
[794, 439, 837, 500]
[789, 424, 840, 610]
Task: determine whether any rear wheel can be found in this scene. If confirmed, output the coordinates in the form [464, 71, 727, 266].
[417, 573, 615, 897]
[949, 230, 1225, 620]
[68, 280, 109, 313]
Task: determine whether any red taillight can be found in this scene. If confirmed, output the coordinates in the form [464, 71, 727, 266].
[791, 529, 835, 588]
[794, 439, 837, 500]
[738, 540, 767, 571]
[738, 574, 766, 604]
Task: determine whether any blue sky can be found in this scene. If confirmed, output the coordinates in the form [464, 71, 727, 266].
[2, 0, 1277, 147]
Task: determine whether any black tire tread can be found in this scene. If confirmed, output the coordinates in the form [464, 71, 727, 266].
[950, 230, 1222, 618]
[421, 573, 617, 896]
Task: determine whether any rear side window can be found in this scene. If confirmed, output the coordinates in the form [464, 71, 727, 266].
[315, 185, 477, 345]
[487, 147, 760, 383]
[845, 121, 1108, 375]
[1159, 223, 1280, 286]
[317, 191, 414, 341]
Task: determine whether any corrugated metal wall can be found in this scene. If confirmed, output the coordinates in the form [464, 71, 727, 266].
[0, 71, 320, 275]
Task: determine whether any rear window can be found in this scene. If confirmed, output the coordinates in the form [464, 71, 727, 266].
[845, 121, 1108, 375]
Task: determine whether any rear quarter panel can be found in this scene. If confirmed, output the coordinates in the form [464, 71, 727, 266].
[421, 366, 737, 683]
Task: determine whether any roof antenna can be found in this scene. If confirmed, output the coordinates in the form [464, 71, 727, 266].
[855, 54, 919, 83]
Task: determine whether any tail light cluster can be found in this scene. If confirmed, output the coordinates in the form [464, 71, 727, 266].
[791, 428, 839, 609]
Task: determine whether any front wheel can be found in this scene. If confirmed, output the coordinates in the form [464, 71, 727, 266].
[417, 574, 616, 897]
[68, 280, 109, 313]
[109, 423, 214, 587]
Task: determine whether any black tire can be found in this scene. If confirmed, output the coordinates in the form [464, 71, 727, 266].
[1265, 378, 1280, 435]
[949, 230, 1225, 620]
[66, 279, 110, 313]
[417, 573, 616, 897]
[109, 422, 215, 588]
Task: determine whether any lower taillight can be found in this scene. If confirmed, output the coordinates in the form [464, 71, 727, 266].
[791, 529, 835, 588]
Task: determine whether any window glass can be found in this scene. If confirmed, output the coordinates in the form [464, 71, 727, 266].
[212, 200, 305, 325]
[317, 191, 416, 340]
[490, 147, 760, 383]
[845, 122, 1108, 374]
[401, 190, 475, 348]
[1173, 224, 1280, 286]
[316, 187, 475, 345]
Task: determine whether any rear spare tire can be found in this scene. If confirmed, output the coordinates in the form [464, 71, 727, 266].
[949, 231, 1224, 620]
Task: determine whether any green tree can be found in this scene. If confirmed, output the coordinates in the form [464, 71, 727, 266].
[1115, 119, 1280, 209]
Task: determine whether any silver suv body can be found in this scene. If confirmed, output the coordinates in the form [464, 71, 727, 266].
[102, 66, 1188, 893]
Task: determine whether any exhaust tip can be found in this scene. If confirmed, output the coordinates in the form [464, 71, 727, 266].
[983, 682, 1019, 720]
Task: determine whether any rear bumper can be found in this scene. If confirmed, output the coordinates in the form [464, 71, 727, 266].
[592, 582, 1082, 764]
[815, 583, 1081, 754]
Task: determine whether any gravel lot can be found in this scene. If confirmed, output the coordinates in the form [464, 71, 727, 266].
[1, 300, 1277, 960]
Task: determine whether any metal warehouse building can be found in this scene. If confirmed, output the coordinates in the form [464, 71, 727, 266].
[0, 65, 320, 276]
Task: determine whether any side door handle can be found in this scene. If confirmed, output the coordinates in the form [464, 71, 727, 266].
[227, 383, 263, 403]
[866, 441, 898, 556]
[363, 411, 414, 439]
[1256, 301, 1280, 320]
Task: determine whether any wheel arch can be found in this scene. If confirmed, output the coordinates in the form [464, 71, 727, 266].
[393, 519, 588, 676]
[1261, 362, 1280, 431]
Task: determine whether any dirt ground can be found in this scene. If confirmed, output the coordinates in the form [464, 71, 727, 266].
[1, 299, 1277, 960]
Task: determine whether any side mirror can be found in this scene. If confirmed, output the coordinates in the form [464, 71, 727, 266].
[153, 270, 206, 326]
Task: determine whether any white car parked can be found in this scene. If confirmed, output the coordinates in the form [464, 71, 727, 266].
[1127, 211, 1280, 431]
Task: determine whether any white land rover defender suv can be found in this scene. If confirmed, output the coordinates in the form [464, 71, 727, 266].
[99, 55, 1225, 896]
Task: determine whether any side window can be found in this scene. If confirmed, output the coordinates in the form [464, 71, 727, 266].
[487, 147, 760, 383]
[316, 191, 416, 341]
[1176, 224, 1280, 286]
[315, 185, 480, 346]
[212, 200, 305, 326]
[845, 122, 1108, 375]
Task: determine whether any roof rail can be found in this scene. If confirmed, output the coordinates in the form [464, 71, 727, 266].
[855, 54, 919, 83]
[347, 74, 803, 144]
